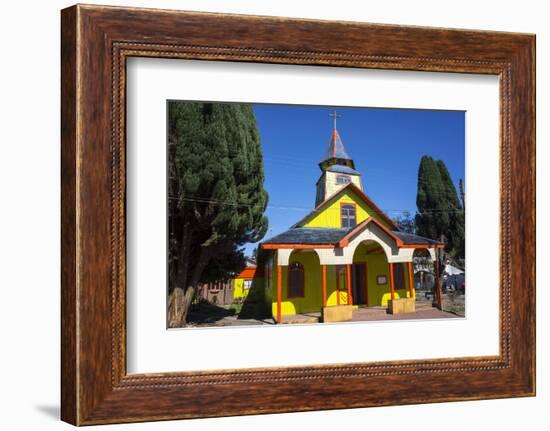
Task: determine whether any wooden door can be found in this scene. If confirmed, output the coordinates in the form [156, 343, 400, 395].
[352, 264, 368, 305]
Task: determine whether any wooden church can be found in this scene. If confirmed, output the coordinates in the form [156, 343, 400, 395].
[260, 113, 444, 323]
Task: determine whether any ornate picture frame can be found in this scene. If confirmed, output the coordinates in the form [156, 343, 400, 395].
[61, 4, 535, 425]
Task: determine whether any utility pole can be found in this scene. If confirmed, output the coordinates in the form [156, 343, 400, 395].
[433, 234, 445, 310]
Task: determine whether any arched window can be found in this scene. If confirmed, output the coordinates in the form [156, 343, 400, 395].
[288, 262, 305, 298]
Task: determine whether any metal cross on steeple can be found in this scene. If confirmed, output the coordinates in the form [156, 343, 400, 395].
[329, 110, 341, 130]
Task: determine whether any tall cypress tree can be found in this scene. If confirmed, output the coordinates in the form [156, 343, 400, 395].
[415, 156, 464, 258]
[436, 160, 465, 258]
[167, 102, 269, 326]
[415, 156, 447, 241]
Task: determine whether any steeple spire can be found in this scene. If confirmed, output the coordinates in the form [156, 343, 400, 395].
[320, 110, 354, 169]
[315, 111, 363, 206]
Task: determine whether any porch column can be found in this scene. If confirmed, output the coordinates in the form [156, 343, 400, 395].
[407, 262, 415, 299]
[346, 264, 353, 305]
[322, 265, 327, 306]
[277, 265, 282, 323]
[389, 262, 395, 301]
[336, 266, 341, 305]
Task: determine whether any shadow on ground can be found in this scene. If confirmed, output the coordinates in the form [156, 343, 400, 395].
[35, 405, 59, 420]
[187, 300, 236, 324]
[238, 278, 271, 321]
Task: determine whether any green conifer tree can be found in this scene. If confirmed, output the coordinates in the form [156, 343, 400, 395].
[415, 156, 464, 259]
[167, 102, 268, 326]
[436, 160, 465, 258]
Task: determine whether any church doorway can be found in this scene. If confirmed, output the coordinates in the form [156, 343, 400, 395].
[351, 263, 368, 306]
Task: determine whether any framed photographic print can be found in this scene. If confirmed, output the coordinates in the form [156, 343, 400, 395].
[61, 4, 535, 425]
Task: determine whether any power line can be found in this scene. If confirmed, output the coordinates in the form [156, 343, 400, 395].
[168, 195, 464, 215]
[262, 160, 465, 187]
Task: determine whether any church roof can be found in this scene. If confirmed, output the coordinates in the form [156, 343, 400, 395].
[261, 219, 444, 248]
[321, 128, 352, 162]
[392, 231, 444, 247]
[262, 227, 350, 246]
[326, 165, 360, 175]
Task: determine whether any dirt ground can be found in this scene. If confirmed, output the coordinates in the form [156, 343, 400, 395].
[415, 291, 466, 317]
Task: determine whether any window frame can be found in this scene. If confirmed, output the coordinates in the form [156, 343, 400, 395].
[340, 202, 357, 228]
[336, 174, 351, 185]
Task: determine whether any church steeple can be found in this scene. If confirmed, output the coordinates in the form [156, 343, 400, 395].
[320, 124, 356, 170]
[315, 111, 363, 206]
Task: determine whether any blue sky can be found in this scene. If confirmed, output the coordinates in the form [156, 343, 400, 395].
[245, 104, 465, 256]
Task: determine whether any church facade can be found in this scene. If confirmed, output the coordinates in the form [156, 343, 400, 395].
[260, 117, 444, 323]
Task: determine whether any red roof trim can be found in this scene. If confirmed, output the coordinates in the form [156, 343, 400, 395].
[337, 217, 404, 247]
[261, 244, 335, 250]
[337, 217, 445, 249]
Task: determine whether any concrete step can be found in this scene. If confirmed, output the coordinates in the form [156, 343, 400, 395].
[281, 316, 320, 324]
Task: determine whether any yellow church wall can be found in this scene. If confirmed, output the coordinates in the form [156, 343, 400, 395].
[302, 189, 392, 230]
[234, 275, 267, 305]
[325, 265, 350, 306]
[404, 263, 414, 300]
[263, 257, 274, 311]
[267, 253, 277, 314]
[263, 275, 272, 308]
[270, 250, 323, 317]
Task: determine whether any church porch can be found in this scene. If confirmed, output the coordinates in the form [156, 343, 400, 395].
[269, 256, 417, 324]
[261, 218, 445, 323]
[263, 250, 422, 324]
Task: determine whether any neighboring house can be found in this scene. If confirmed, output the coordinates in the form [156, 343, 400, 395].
[196, 280, 234, 305]
[260, 119, 444, 322]
[196, 265, 263, 307]
[233, 266, 257, 302]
